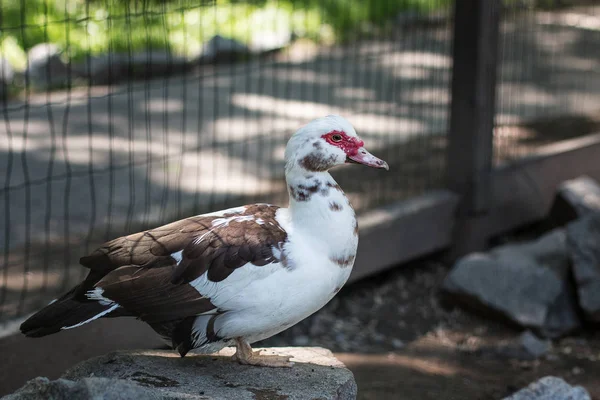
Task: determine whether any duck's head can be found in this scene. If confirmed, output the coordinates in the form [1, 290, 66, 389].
[285, 115, 389, 174]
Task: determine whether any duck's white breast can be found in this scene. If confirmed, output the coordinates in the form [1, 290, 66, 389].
[189, 209, 354, 344]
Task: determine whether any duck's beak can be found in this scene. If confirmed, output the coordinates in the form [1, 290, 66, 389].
[346, 148, 389, 170]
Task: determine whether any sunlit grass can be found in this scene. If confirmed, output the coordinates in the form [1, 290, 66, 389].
[0, 0, 452, 66]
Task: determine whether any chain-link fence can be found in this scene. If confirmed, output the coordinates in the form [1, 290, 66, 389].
[494, 0, 600, 163]
[0, 0, 453, 325]
[1, 0, 599, 327]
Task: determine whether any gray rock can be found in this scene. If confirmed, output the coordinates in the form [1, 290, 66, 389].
[25, 43, 69, 89]
[195, 35, 249, 63]
[483, 331, 551, 361]
[4, 348, 356, 400]
[71, 54, 121, 84]
[91, 54, 121, 84]
[1, 377, 161, 400]
[129, 51, 189, 76]
[518, 330, 551, 358]
[549, 176, 600, 226]
[503, 376, 590, 400]
[492, 228, 571, 276]
[566, 212, 600, 322]
[442, 229, 581, 338]
[73, 51, 190, 85]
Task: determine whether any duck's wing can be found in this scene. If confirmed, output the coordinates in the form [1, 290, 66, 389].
[20, 204, 288, 344]
[78, 204, 288, 323]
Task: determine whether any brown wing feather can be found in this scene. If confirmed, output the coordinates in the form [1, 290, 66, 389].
[79, 218, 209, 272]
[74, 204, 287, 323]
[171, 204, 287, 283]
[96, 264, 216, 323]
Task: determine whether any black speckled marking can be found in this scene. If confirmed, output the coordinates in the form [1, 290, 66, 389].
[278, 242, 295, 271]
[330, 254, 356, 268]
[290, 180, 334, 202]
[329, 201, 343, 212]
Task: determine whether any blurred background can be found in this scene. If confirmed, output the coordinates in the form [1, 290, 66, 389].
[1, 0, 599, 398]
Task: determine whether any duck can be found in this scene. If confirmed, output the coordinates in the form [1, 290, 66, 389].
[20, 115, 388, 367]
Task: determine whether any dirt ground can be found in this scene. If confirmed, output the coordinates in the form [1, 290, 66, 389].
[261, 257, 600, 400]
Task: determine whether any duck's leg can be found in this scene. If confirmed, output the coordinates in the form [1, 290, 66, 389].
[232, 338, 294, 368]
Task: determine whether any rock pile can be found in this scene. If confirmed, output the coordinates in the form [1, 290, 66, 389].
[9, 33, 291, 92]
[503, 376, 590, 400]
[443, 175, 600, 339]
[566, 212, 600, 323]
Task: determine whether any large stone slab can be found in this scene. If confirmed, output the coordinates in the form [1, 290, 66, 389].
[2, 347, 357, 400]
[503, 376, 590, 400]
[566, 211, 600, 323]
[442, 229, 581, 338]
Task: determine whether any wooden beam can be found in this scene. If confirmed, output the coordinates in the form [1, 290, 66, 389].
[447, 0, 501, 216]
[486, 133, 600, 239]
[446, 0, 502, 255]
[350, 190, 459, 282]
[447, 133, 600, 260]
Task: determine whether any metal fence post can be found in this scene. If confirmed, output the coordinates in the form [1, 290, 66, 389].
[446, 0, 501, 255]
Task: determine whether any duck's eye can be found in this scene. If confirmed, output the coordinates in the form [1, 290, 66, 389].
[331, 134, 342, 142]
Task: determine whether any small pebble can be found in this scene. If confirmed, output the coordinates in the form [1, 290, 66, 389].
[572, 367, 584, 375]
[519, 362, 533, 370]
[391, 339, 405, 349]
[519, 331, 550, 358]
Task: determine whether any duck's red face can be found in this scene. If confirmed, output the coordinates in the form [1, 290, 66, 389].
[321, 130, 389, 170]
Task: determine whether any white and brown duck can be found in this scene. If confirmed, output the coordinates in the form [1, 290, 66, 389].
[20, 115, 388, 367]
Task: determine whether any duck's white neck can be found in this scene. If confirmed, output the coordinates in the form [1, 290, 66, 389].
[284, 167, 358, 261]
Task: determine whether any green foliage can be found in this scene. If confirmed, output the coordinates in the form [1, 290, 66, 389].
[0, 0, 452, 62]
[0, 36, 27, 70]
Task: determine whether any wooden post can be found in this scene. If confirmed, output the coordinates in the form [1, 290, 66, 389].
[446, 0, 501, 254]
